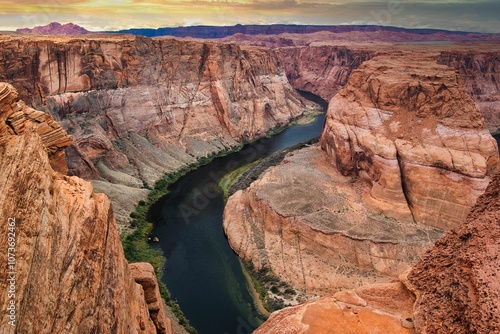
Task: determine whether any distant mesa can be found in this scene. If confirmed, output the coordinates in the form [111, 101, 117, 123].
[16, 22, 90, 35]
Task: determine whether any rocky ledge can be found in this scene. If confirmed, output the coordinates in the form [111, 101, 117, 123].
[0, 82, 171, 333]
[224, 145, 442, 295]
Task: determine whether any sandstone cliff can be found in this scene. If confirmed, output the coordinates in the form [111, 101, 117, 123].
[223, 52, 499, 297]
[224, 145, 442, 295]
[277, 46, 374, 101]
[279, 45, 500, 132]
[0, 34, 308, 225]
[438, 50, 500, 133]
[320, 52, 499, 230]
[0, 83, 171, 333]
[221, 35, 500, 132]
[254, 282, 416, 334]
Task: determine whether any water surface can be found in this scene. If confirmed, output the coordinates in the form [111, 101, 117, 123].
[152, 92, 327, 334]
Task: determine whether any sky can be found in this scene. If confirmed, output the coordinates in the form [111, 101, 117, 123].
[0, 0, 499, 33]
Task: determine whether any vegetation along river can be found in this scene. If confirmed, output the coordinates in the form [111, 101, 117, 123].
[150, 91, 327, 334]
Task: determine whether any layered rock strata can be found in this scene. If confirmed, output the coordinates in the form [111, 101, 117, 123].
[277, 46, 374, 101]
[130, 263, 173, 334]
[438, 51, 500, 132]
[0, 34, 308, 224]
[224, 145, 442, 295]
[254, 282, 416, 334]
[0, 82, 171, 333]
[224, 53, 499, 297]
[320, 52, 499, 230]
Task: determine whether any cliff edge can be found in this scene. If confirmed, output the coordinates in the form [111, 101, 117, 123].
[0, 82, 171, 333]
[407, 171, 500, 333]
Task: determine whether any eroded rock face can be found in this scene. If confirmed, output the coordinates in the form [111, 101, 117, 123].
[0, 83, 170, 333]
[438, 51, 500, 132]
[407, 171, 500, 334]
[253, 171, 500, 334]
[0, 83, 73, 173]
[223, 146, 442, 294]
[320, 52, 499, 230]
[0, 34, 307, 225]
[130, 263, 173, 334]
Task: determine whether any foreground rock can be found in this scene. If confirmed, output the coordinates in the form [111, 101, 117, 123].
[130, 263, 173, 334]
[407, 171, 500, 334]
[255, 282, 415, 334]
[0, 34, 309, 225]
[0, 82, 171, 333]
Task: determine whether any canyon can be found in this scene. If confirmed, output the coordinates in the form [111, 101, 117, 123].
[0, 82, 171, 333]
[0, 34, 309, 226]
[223, 51, 499, 299]
[222, 32, 500, 133]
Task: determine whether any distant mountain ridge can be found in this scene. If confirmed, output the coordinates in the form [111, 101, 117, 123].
[17, 22, 90, 35]
[15, 22, 500, 41]
[114, 24, 500, 41]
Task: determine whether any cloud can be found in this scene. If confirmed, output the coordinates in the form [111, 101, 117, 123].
[0, 0, 498, 33]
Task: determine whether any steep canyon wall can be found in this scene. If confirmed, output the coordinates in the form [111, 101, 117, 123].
[0, 35, 308, 224]
[438, 50, 500, 132]
[254, 170, 500, 334]
[271, 43, 500, 131]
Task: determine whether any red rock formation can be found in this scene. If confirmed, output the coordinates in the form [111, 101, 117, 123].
[320, 52, 499, 230]
[438, 50, 500, 132]
[0, 83, 72, 173]
[255, 282, 416, 334]
[407, 171, 500, 334]
[253, 171, 500, 334]
[0, 82, 171, 333]
[130, 263, 173, 334]
[224, 145, 441, 295]
[277, 46, 374, 101]
[224, 52, 499, 299]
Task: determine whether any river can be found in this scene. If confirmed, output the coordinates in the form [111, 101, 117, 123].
[151, 93, 500, 334]
[151, 91, 327, 334]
